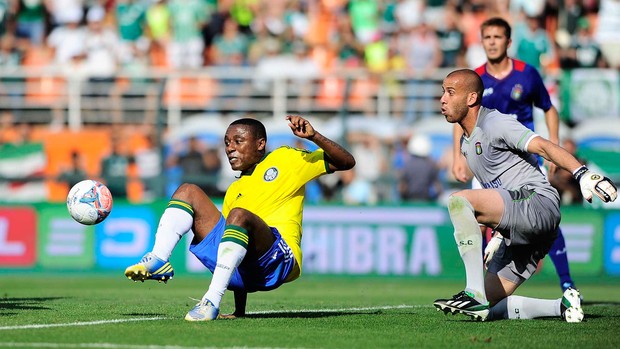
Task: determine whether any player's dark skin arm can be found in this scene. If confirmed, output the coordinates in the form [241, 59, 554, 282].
[286, 115, 356, 172]
[219, 291, 248, 319]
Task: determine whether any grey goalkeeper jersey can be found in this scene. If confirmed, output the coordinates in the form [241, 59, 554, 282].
[459, 107, 560, 203]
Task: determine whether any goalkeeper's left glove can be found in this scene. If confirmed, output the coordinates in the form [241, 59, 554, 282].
[573, 165, 618, 203]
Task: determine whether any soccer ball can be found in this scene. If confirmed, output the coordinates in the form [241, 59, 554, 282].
[66, 180, 113, 225]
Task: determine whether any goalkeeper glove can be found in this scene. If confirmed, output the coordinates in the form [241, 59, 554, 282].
[573, 166, 618, 203]
[483, 231, 503, 269]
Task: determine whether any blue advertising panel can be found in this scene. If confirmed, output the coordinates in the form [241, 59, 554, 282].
[604, 213, 620, 275]
[96, 205, 156, 269]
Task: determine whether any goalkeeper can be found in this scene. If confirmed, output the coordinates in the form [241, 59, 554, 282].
[434, 69, 617, 322]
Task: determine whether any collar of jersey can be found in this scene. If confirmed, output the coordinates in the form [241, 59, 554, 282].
[241, 151, 272, 176]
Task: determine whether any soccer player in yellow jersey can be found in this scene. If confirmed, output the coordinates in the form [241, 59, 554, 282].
[124, 116, 355, 321]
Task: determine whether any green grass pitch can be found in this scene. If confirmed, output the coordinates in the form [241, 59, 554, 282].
[1, 274, 619, 348]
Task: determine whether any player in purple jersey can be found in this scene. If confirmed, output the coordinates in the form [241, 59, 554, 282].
[434, 69, 617, 322]
[452, 17, 576, 293]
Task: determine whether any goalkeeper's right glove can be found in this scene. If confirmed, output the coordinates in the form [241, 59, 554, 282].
[573, 166, 618, 203]
[483, 231, 503, 269]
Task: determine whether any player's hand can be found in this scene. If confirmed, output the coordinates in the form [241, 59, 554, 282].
[483, 232, 503, 269]
[286, 115, 316, 139]
[218, 313, 244, 320]
[574, 166, 618, 203]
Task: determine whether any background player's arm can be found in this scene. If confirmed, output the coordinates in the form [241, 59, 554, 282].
[543, 106, 561, 174]
[543, 106, 560, 145]
[452, 124, 472, 183]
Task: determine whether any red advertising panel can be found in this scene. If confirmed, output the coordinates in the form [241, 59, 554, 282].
[0, 207, 37, 266]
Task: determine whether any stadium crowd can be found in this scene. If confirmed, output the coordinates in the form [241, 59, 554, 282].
[0, 0, 619, 204]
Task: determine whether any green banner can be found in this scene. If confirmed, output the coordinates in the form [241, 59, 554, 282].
[37, 206, 96, 269]
[539, 207, 604, 277]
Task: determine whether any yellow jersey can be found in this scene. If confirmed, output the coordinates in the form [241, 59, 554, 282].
[222, 146, 329, 280]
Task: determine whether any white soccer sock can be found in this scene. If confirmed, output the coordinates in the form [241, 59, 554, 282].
[203, 240, 247, 308]
[448, 195, 486, 304]
[506, 295, 561, 319]
[151, 204, 194, 261]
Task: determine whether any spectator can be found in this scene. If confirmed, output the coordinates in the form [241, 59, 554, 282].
[0, 34, 25, 115]
[45, 0, 84, 29]
[556, 0, 583, 43]
[210, 16, 249, 67]
[340, 167, 377, 205]
[558, 17, 606, 69]
[14, 0, 47, 47]
[145, 0, 171, 68]
[254, 39, 320, 111]
[82, 6, 121, 116]
[58, 150, 88, 190]
[166, 136, 223, 198]
[398, 133, 442, 202]
[401, 21, 443, 121]
[594, 0, 620, 69]
[436, 7, 466, 68]
[46, 7, 86, 70]
[347, 131, 388, 199]
[115, 0, 149, 65]
[511, 13, 556, 73]
[394, 0, 425, 31]
[101, 137, 129, 198]
[348, 0, 380, 45]
[167, 0, 210, 69]
[0, 0, 10, 37]
[134, 131, 162, 201]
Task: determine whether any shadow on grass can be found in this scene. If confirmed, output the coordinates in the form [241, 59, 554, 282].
[122, 312, 167, 317]
[244, 310, 385, 319]
[0, 297, 64, 311]
[583, 301, 620, 307]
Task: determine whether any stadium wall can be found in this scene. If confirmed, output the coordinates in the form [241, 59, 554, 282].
[0, 202, 619, 279]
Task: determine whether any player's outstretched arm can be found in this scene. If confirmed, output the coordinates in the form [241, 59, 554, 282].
[528, 136, 618, 203]
[219, 290, 248, 319]
[286, 115, 355, 172]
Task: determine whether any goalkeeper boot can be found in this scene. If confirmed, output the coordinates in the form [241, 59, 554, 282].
[124, 252, 174, 283]
[185, 298, 220, 321]
[561, 287, 584, 323]
[434, 291, 489, 321]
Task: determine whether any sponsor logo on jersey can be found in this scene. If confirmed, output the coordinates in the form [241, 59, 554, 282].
[483, 87, 493, 97]
[482, 178, 503, 188]
[475, 142, 483, 155]
[511, 84, 523, 101]
[264, 167, 278, 181]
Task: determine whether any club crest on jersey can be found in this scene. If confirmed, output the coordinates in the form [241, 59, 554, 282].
[511, 84, 523, 101]
[264, 167, 278, 181]
[475, 142, 483, 155]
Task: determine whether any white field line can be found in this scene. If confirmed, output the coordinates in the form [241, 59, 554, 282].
[0, 317, 165, 330]
[0, 304, 422, 331]
[0, 343, 308, 349]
